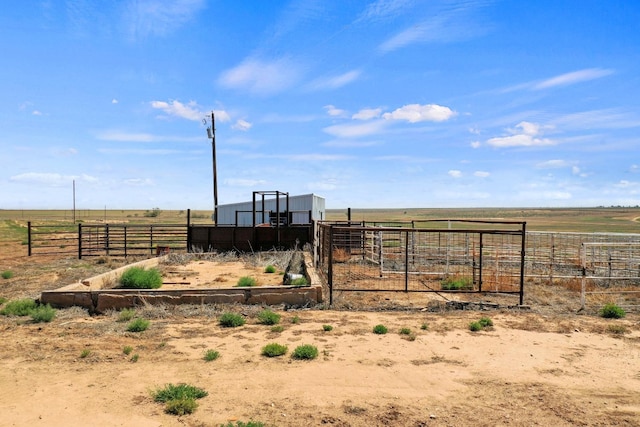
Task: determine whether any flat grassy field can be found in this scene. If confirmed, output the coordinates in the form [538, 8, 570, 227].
[327, 207, 640, 233]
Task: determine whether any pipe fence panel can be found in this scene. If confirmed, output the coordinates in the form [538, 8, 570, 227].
[27, 222, 78, 257]
[79, 224, 188, 258]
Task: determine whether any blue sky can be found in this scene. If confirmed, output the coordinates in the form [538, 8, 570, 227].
[2, 0, 640, 210]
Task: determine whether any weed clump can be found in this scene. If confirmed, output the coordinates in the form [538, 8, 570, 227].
[1, 270, 14, 279]
[0, 298, 37, 316]
[261, 343, 288, 357]
[204, 349, 220, 361]
[271, 325, 284, 333]
[322, 324, 333, 332]
[264, 265, 276, 273]
[469, 321, 483, 332]
[221, 422, 265, 427]
[373, 324, 388, 335]
[151, 383, 207, 416]
[117, 308, 136, 322]
[119, 267, 162, 289]
[441, 276, 473, 290]
[599, 303, 626, 319]
[30, 304, 56, 323]
[126, 318, 150, 332]
[257, 309, 281, 325]
[236, 276, 257, 287]
[123, 346, 133, 355]
[292, 344, 318, 360]
[290, 277, 309, 287]
[219, 312, 245, 327]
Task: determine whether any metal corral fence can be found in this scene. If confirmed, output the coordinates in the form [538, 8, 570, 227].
[316, 220, 527, 305]
[27, 222, 78, 257]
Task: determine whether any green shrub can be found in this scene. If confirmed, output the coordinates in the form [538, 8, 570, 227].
[119, 267, 162, 289]
[292, 344, 318, 360]
[236, 276, 257, 287]
[152, 383, 208, 402]
[291, 315, 300, 324]
[123, 345, 133, 355]
[0, 298, 37, 316]
[271, 325, 284, 333]
[118, 308, 136, 322]
[322, 324, 333, 332]
[399, 327, 411, 335]
[219, 312, 245, 327]
[264, 265, 276, 273]
[1, 270, 14, 279]
[0, 297, 7, 305]
[261, 343, 288, 357]
[420, 323, 429, 330]
[291, 277, 309, 286]
[165, 398, 198, 415]
[478, 317, 493, 328]
[607, 324, 628, 335]
[130, 354, 139, 362]
[257, 309, 281, 325]
[373, 324, 388, 335]
[204, 349, 220, 361]
[599, 303, 626, 319]
[469, 321, 483, 332]
[31, 304, 56, 323]
[441, 276, 473, 290]
[126, 318, 150, 332]
[80, 349, 91, 358]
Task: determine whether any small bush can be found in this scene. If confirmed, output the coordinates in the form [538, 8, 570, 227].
[152, 383, 208, 402]
[373, 324, 388, 335]
[119, 267, 162, 289]
[123, 345, 133, 355]
[261, 343, 288, 357]
[291, 315, 300, 324]
[0, 298, 37, 316]
[607, 324, 628, 335]
[469, 321, 483, 332]
[165, 398, 198, 415]
[478, 317, 493, 328]
[264, 265, 276, 273]
[219, 312, 245, 327]
[292, 344, 318, 360]
[399, 327, 412, 335]
[1, 270, 14, 279]
[130, 354, 139, 362]
[291, 277, 309, 287]
[257, 309, 281, 325]
[441, 276, 473, 290]
[236, 276, 257, 287]
[31, 304, 56, 323]
[80, 349, 91, 358]
[204, 349, 220, 361]
[0, 297, 7, 305]
[271, 325, 284, 333]
[127, 318, 150, 332]
[420, 323, 429, 330]
[118, 308, 136, 322]
[599, 303, 626, 319]
[322, 324, 333, 332]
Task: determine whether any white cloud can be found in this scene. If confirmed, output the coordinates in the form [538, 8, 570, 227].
[324, 105, 347, 117]
[357, 0, 414, 23]
[96, 131, 155, 142]
[448, 170, 462, 178]
[232, 119, 252, 131]
[322, 139, 380, 148]
[353, 108, 382, 120]
[308, 69, 361, 90]
[486, 121, 555, 148]
[111, 99, 119, 104]
[537, 159, 569, 169]
[631, 165, 639, 173]
[382, 103, 456, 122]
[123, 178, 153, 186]
[474, 171, 490, 178]
[307, 179, 338, 191]
[218, 57, 301, 95]
[32, 110, 42, 116]
[150, 100, 204, 121]
[534, 68, 614, 90]
[470, 141, 481, 148]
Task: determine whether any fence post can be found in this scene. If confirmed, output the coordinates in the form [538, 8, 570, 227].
[187, 209, 191, 252]
[404, 230, 409, 292]
[580, 243, 586, 311]
[78, 223, 82, 259]
[28, 221, 32, 256]
[124, 226, 127, 258]
[519, 222, 526, 305]
[105, 224, 109, 256]
[328, 225, 334, 305]
[478, 232, 483, 293]
[150, 225, 153, 255]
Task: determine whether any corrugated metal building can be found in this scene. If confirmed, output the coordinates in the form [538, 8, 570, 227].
[216, 193, 325, 226]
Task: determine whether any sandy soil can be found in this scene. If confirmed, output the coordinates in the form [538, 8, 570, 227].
[1, 241, 640, 426]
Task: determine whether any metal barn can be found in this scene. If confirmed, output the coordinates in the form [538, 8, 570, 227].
[216, 193, 325, 226]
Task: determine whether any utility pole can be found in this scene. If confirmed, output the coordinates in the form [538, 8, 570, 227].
[206, 112, 218, 226]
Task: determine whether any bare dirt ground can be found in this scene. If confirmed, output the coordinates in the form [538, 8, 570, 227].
[1, 239, 639, 427]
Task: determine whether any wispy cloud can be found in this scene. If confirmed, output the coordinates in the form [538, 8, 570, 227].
[307, 69, 362, 90]
[324, 105, 347, 117]
[536, 159, 570, 169]
[486, 121, 555, 148]
[232, 119, 252, 131]
[150, 100, 206, 121]
[224, 178, 267, 187]
[10, 172, 97, 187]
[324, 120, 388, 138]
[218, 57, 302, 95]
[357, 0, 415, 23]
[124, 0, 206, 39]
[448, 170, 462, 178]
[353, 108, 382, 120]
[474, 171, 490, 178]
[534, 68, 614, 90]
[123, 178, 154, 186]
[95, 131, 201, 143]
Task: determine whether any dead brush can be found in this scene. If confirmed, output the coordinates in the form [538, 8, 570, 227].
[332, 248, 350, 263]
